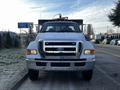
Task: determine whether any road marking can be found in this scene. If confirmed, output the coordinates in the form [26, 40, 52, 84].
[96, 66, 120, 87]
[97, 49, 120, 58]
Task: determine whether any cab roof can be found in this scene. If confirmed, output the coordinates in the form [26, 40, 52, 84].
[38, 19, 83, 25]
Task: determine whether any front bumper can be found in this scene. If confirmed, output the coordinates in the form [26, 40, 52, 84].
[26, 58, 95, 71]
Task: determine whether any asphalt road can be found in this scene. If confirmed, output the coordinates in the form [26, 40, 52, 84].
[16, 44, 120, 90]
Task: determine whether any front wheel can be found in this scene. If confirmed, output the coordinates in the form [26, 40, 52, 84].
[28, 69, 39, 81]
[82, 70, 93, 81]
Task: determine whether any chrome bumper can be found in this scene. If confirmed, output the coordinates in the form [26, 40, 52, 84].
[26, 58, 95, 71]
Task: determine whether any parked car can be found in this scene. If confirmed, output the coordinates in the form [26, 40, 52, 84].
[110, 39, 118, 45]
[117, 40, 120, 46]
[102, 38, 111, 44]
[95, 39, 101, 44]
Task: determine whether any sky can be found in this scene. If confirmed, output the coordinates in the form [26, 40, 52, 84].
[0, 0, 117, 34]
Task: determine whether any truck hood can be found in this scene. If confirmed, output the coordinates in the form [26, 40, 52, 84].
[36, 33, 86, 41]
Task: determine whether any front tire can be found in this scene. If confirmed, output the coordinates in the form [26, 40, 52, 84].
[82, 70, 93, 81]
[28, 69, 39, 81]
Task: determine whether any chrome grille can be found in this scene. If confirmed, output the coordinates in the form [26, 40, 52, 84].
[44, 41, 77, 56]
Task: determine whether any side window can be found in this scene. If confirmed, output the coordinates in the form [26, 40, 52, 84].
[68, 26, 75, 31]
[46, 26, 54, 31]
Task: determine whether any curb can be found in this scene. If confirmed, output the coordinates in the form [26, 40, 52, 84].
[0, 67, 28, 90]
[11, 73, 28, 90]
[9, 68, 28, 90]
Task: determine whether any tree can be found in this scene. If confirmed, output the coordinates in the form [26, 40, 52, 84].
[14, 35, 20, 48]
[0, 34, 2, 48]
[108, 0, 120, 27]
[5, 32, 13, 48]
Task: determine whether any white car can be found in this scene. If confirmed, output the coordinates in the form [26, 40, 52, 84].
[110, 39, 118, 45]
[117, 40, 120, 46]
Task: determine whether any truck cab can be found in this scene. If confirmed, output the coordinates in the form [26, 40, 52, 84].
[26, 16, 95, 81]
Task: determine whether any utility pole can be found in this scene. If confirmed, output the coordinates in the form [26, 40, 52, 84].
[29, 23, 33, 34]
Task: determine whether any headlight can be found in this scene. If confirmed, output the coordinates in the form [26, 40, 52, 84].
[84, 49, 95, 55]
[26, 49, 38, 55]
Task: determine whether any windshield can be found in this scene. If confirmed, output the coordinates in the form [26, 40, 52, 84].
[40, 22, 81, 32]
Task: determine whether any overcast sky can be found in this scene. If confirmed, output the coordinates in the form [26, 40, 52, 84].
[0, 0, 116, 33]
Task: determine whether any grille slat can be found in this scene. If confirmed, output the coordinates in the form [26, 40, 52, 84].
[45, 53, 76, 56]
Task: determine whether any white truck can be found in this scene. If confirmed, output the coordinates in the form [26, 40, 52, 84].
[26, 15, 95, 81]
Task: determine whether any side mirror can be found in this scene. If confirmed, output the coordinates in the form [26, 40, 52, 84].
[85, 35, 90, 41]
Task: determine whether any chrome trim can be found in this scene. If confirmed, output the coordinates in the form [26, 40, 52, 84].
[45, 51, 76, 53]
[43, 41, 79, 54]
[43, 40, 77, 43]
[45, 46, 76, 48]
